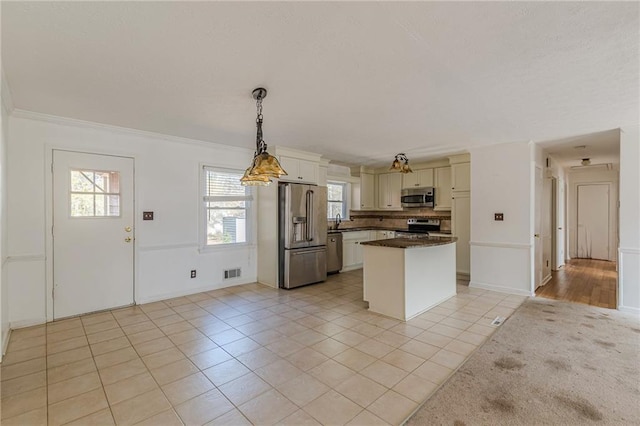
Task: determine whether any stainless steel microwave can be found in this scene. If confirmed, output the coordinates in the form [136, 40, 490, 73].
[401, 187, 435, 208]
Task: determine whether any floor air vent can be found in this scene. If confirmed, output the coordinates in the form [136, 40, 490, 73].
[224, 268, 241, 279]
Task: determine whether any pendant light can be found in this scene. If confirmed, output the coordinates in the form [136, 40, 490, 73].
[389, 153, 413, 174]
[240, 88, 287, 186]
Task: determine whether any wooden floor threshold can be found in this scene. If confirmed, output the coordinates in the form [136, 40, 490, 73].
[535, 258, 617, 309]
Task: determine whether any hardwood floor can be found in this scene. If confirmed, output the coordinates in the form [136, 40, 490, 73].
[536, 259, 617, 309]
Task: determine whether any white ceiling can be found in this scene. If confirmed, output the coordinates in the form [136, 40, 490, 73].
[2, 2, 638, 166]
[539, 129, 621, 168]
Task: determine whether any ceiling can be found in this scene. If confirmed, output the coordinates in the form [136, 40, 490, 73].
[2, 2, 638, 166]
[539, 129, 621, 168]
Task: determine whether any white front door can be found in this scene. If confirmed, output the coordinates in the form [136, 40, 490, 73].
[53, 150, 135, 319]
[577, 184, 609, 260]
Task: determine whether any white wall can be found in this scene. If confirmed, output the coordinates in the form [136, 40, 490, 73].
[7, 111, 258, 328]
[618, 126, 640, 312]
[469, 141, 534, 296]
[567, 168, 619, 261]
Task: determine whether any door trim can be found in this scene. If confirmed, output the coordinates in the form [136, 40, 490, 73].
[45, 147, 137, 322]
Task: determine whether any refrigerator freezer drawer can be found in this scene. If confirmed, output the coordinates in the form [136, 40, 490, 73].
[282, 247, 327, 289]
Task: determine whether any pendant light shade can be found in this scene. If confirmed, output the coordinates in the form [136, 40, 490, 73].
[240, 166, 272, 185]
[249, 152, 287, 178]
[240, 88, 287, 186]
[390, 153, 413, 174]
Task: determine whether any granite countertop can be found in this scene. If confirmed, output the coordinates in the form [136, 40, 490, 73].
[328, 227, 398, 233]
[328, 227, 452, 235]
[360, 236, 457, 249]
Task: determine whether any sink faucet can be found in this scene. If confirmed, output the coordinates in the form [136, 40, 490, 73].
[335, 213, 342, 229]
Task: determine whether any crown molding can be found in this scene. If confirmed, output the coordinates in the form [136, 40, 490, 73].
[1, 69, 14, 113]
[10, 108, 253, 154]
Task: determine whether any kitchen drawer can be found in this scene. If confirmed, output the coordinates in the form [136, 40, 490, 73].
[342, 230, 371, 241]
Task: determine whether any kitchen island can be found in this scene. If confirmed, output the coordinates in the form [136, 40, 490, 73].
[361, 236, 457, 321]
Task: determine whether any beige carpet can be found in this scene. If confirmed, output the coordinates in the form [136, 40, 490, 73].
[406, 297, 640, 425]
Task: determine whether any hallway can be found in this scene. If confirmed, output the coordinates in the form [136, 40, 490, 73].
[536, 259, 617, 309]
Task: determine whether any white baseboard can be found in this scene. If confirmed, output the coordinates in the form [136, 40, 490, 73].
[470, 281, 534, 297]
[10, 318, 47, 330]
[2, 328, 11, 359]
[341, 265, 363, 272]
[136, 277, 257, 305]
[618, 305, 640, 315]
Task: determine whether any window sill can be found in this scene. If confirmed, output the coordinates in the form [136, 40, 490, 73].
[199, 243, 257, 254]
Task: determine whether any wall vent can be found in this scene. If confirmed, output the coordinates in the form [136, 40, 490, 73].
[224, 268, 241, 279]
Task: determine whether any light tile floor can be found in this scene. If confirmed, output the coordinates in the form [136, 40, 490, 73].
[1, 270, 526, 425]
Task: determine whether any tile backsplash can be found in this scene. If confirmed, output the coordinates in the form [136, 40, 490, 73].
[330, 209, 451, 232]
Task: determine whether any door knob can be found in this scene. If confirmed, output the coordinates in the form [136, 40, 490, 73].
[534, 234, 540, 238]
[124, 237, 132, 243]
[125, 226, 132, 232]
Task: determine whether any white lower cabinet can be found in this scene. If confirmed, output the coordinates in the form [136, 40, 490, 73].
[342, 231, 375, 271]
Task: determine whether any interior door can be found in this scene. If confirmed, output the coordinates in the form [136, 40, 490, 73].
[534, 167, 542, 289]
[542, 177, 552, 282]
[53, 150, 134, 319]
[577, 184, 609, 260]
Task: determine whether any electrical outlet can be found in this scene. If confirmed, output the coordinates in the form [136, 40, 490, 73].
[494, 213, 504, 221]
[190, 270, 196, 279]
[143, 211, 154, 220]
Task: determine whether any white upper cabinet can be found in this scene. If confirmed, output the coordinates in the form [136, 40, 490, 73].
[452, 191, 471, 275]
[434, 166, 451, 211]
[278, 156, 319, 184]
[359, 172, 375, 210]
[451, 163, 470, 192]
[402, 168, 434, 189]
[377, 173, 402, 210]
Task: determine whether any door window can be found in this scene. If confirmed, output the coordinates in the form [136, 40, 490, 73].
[70, 169, 121, 217]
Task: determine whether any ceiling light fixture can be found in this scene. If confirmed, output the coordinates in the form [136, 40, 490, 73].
[240, 88, 287, 186]
[389, 153, 413, 174]
[581, 158, 591, 166]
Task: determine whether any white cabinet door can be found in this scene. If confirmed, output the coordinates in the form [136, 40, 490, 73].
[451, 163, 470, 192]
[452, 192, 470, 275]
[278, 156, 318, 184]
[402, 168, 434, 189]
[378, 173, 402, 209]
[298, 159, 318, 183]
[434, 167, 452, 211]
[343, 240, 358, 269]
[360, 173, 375, 210]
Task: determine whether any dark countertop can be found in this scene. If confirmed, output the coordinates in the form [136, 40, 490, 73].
[360, 236, 457, 249]
[328, 227, 452, 235]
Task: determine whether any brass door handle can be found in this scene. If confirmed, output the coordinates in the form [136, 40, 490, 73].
[125, 237, 132, 243]
[534, 234, 540, 238]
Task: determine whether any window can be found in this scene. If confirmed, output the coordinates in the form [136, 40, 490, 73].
[70, 169, 120, 217]
[203, 167, 253, 246]
[327, 181, 347, 219]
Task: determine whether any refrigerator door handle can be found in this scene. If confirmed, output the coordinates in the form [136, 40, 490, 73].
[306, 189, 314, 242]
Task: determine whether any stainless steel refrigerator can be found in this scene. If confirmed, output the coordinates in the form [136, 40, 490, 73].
[278, 182, 328, 289]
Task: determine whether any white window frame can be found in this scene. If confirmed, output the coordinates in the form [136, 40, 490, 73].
[327, 180, 349, 219]
[200, 165, 255, 251]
